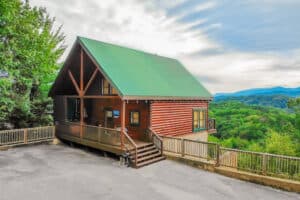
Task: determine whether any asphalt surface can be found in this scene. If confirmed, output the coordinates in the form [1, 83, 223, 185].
[0, 144, 299, 200]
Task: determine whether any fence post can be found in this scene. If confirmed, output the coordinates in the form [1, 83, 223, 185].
[53, 126, 56, 138]
[161, 137, 163, 156]
[181, 138, 185, 157]
[24, 129, 28, 144]
[262, 153, 267, 175]
[216, 144, 220, 167]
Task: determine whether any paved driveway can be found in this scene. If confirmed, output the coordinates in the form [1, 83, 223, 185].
[0, 144, 299, 200]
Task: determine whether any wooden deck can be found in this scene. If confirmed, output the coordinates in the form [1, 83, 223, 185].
[55, 122, 152, 155]
[55, 122, 165, 168]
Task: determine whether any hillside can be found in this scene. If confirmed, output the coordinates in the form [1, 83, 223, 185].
[209, 101, 300, 156]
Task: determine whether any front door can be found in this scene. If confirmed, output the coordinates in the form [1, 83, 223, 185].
[104, 109, 114, 128]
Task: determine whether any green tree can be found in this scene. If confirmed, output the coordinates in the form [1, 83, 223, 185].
[265, 130, 296, 156]
[0, 0, 65, 129]
[288, 98, 300, 130]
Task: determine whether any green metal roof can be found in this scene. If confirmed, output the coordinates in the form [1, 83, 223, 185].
[78, 36, 212, 100]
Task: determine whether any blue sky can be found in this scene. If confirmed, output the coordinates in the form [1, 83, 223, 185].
[30, 0, 300, 93]
[170, 0, 300, 52]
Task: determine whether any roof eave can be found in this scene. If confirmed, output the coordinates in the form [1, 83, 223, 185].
[122, 95, 213, 101]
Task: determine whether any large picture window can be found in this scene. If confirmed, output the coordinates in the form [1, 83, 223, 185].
[193, 109, 206, 132]
[130, 111, 140, 126]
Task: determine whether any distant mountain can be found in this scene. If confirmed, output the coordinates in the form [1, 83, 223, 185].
[214, 86, 300, 109]
[215, 86, 300, 98]
[214, 95, 291, 109]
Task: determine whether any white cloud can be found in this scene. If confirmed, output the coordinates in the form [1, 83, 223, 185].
[180, 50, 300, 93]
[29, 0, 300, 93]
[30, 0, 216, 58]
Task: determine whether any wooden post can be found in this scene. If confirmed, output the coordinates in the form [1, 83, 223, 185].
[24, 129, 28, 144]
[262, 154, 267, 175]
[80, 49, 84, 94]
[80, 98, 84, 138]
[80, 49, 84, 138]
[181, 138, 185, 157]
[206, 102, 209, 130]
[216, 144, 220, 167]
[120, 100, 126, 150]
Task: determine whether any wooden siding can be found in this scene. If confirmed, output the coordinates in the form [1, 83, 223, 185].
[88, 99, 149, 139]
[150, 101, 208, 137]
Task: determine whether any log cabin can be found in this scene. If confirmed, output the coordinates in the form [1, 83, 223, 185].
[49, 36, 216, 168]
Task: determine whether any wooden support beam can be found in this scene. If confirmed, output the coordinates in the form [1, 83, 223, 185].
[120, 100, 126, 149]
[80, 49, 84, 92]
[80, 98, 84, 138]
[80, 48, 84, 138]
[68, 70, 81, 95]
[83, 68, 98, 95]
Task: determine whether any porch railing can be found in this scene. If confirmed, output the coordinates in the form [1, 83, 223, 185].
[56, 121, 139, 166]
[0, 126, 55, 147]
[208, 118, 216, 130]
[123, 131, 138, 166]
[147, 128, 163, 156]
[56, 121, 122, 147]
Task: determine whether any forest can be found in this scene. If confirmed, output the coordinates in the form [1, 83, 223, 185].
[209, 99, 300, 156]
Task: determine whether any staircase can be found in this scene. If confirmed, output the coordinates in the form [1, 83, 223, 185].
[129, 142, 165, 168]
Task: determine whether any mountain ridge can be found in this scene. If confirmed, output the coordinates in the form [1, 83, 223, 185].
[215, 86, 300, 98]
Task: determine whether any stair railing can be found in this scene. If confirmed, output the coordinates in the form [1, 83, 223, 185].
[148, 128, 163, 156]
[123, 131, 138, 167]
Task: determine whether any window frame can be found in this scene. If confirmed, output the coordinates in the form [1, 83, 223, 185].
[192, 108, 207, 132]
[129, 110, 140, 126]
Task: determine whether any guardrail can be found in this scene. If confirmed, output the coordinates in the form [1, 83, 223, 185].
[0, 126, 55, 147]
[162, 136, 300, 181]
[162, 136, 218, 161]
[219, 147, 300, 181]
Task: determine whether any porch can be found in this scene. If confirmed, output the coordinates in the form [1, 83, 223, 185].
[55, 121, 164, 168]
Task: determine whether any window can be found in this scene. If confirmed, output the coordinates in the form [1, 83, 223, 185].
[111, 85, 118, 95]
[102, 79, 118, 95]
[103, 79, 110, 95]
[193, 109, 206, 132]
[130, 111, 140, 126]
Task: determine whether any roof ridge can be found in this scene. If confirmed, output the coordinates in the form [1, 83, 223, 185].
[77, 36, 179, 63]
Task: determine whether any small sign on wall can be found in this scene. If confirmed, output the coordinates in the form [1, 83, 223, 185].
[113, 110, 120, 118]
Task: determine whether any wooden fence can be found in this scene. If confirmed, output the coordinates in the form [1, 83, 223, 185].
[162, 136, 218, 161]
[0, 126, 55, 147]
[219, 147, 300, 181]
[162, 136, 300, 181]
